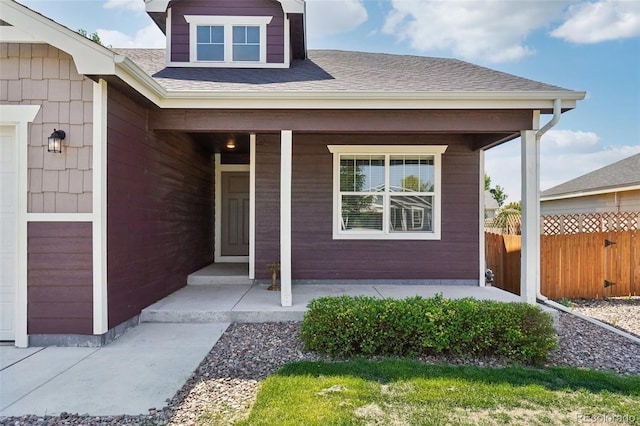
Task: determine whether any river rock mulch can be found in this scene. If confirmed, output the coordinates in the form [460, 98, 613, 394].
[563, 296, 640, 338]
[2, 305, 639, 426]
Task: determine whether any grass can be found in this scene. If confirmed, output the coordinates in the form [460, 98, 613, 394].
[214, 359, 640, 426]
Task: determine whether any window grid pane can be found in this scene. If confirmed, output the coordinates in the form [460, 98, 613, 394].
[341, 195, 383, 231]
[338, 153, 438, 235]
[232, 25, 260, 61]
[196, 25, 224, 61]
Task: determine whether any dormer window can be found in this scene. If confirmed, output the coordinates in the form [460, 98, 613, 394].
[186, 15, 272, 64]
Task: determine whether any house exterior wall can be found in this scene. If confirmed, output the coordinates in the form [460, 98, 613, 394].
[0, 43, 93, 213]
[106, 87, 214, 328]
[27, 222, 93, 334]
[254, 133, 480, 281]
[541, 189, 640, 215]
[169, 0, 285, 63]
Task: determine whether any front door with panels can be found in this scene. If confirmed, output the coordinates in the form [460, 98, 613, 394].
[220, 172, 250, 259]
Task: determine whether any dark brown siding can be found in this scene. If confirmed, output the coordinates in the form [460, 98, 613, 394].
[255, 134, 480, 280]
[170, 0, 285, 64]
[28, 222, 93, 334]
[107, 87, 214, 328]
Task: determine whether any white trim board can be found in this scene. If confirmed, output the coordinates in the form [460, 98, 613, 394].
[327, 145, 447, 241]
[214, 154, 250, 263]
[92, 79, 108, 335]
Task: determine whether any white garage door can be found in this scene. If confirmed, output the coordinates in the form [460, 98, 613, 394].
[0, 125, 17, 341]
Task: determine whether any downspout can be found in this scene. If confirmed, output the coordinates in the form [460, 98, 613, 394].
[535, 98, 561, 303]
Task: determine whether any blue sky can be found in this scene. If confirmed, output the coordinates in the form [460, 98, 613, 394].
[20, 0, 640, 203]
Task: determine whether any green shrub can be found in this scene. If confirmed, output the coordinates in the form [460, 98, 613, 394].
[300, 294, 556, 364]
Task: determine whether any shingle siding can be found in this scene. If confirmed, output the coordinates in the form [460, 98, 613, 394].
[0, 43, 93, 213]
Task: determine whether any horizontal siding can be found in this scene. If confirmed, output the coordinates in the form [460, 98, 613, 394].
[27, 222, 93, 335]
[106, 87, 214, 328]
[255, 134, 480, 280]
[541, 190, 640, 214]
[170, 0, 285, 63]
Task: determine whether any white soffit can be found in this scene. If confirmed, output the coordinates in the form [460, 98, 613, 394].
[1, 0, 117, 74]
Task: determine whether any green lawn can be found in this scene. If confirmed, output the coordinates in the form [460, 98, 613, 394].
[210, 359, 640, 426]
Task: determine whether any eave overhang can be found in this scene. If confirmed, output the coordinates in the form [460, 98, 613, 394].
[1, 0, 117, 75]
[114, 56, 587, 109]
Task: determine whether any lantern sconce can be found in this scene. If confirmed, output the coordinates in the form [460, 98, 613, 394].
[47, 129, 66, 153]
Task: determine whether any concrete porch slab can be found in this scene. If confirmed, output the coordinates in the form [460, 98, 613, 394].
[187, 263, 251, 285]
[140, 284, 252, 322]
[373, 285, 522, 302]
[140, 283, 530, 324]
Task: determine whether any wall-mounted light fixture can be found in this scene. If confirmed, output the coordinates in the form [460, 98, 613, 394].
[226, 137, 236, 150]
[47, 129, 66, 153]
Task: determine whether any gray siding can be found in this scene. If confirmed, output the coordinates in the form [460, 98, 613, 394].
[541, 189, 640, 215]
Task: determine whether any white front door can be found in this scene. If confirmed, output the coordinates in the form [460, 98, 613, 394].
[0, 126, 17, 341]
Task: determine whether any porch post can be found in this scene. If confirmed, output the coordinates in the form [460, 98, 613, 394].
[280, 130, 293, 307]
[520, 130, 539, 304]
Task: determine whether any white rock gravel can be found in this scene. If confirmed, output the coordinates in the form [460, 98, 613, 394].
[2, 303, 639, 426]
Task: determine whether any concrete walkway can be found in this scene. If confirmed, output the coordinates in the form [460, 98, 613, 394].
[0, 283, 522, 417]
[1, 323, 228, 417]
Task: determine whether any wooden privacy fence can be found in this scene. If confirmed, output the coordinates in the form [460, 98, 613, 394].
[485, 212, 640, 299]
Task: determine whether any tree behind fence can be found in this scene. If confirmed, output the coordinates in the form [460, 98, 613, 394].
[485, 212, 639, 299]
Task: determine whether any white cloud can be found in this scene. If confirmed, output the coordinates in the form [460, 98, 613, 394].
[382, 0, 568, 63]
[98, 23, 165, 48]
[103, 0, 146, 13]
[485, 130, 640, 202]
[306, 0, 368, 37]
[551, 0, 640, 43]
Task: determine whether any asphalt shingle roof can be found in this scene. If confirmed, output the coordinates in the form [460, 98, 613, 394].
[114, 48, 572, 93]
[542, 153, 640, 198]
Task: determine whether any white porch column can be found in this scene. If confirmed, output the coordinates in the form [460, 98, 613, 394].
[280, 130, 293, 307]
[92, 79, 108, 334]
[520, 130, 539, 304]
[479, 149, 486, 286]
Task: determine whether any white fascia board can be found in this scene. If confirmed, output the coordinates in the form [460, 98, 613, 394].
[278, 0, 305, 14]
[145, 0, 170, 13]
[2, 0, 116, 75]
[154, 91, 584, 110]
[541, 184, 640, 202]
[114, 57, 165, 106]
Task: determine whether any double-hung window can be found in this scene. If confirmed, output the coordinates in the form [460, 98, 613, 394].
[328, 145, 447, 240]
[186, 16, 272, 64]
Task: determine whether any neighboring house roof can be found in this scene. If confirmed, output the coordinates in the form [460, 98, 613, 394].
[484, 191, 500, 210]
[541, 153, 640, 200]
[114, 48, 570, 94]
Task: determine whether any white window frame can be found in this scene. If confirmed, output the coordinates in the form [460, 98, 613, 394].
[328, 145, 447, 240]
[185, 15, 272, 65]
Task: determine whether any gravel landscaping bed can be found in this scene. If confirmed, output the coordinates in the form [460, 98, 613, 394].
[562, 296, 640, 338]
[2, 305, 640, 426]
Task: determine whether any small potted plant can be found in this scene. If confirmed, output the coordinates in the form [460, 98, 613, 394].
[267, 261, 280, 291]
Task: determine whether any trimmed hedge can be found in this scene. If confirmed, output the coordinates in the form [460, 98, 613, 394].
[300, 294, 556, 363]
